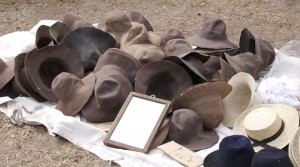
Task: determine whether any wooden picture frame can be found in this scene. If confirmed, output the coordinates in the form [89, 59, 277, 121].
[103, 92, 171, 154]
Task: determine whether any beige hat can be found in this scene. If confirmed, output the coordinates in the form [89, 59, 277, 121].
[233, 104, 299, 151]
[222, 72, 262, 128]
[289, 127, 300, 167]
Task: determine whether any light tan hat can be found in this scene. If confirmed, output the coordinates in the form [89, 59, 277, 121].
[288, 127, 300, 167]
[222, 72, 262, 128]
[233, 104, 299, 151]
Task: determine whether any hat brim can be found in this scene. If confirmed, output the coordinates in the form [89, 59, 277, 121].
[26, 45, 84, 102]
[289, 128, 300, 167]
[56, 72, 96, 116]
[233, 104, 299, 152]
[203, 150, 219, 167]
[183, 130, 219, 151]
[187, 35, 238, 50]
[222, 72, 256, 128]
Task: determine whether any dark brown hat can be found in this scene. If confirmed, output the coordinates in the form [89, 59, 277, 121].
[212, 56, 236, 82]
[52, 72, 95, 116]
[81, 67, 133, 123]
[0, 58, 14, 89]
[224, 52, 264, 80]
[26, 45, 84, 102]
[135, 60, 193, 101]
[13, 51, 47, 102]
[129, 11, 153, 31]
[49, 22, 71, 44]
[172, 81, 232, 129]
[239, 28, 275, 68]
[168, 108, 219, 151]
[160, 28, 185, 50]
[60, 27, 116, 72]
[62, 13, 94, 31]
[122, 44, 166, 65]
[35, 25, 52, 48]
[203, 55, 221, 81]
[99, 10, 132, 44]
[94, 48, 142, 86]
[187, 19, 238, 50]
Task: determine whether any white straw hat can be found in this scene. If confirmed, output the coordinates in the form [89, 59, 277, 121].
[222, 72, 262, 128]
[233, 104, 299, 152]
[289, 127, 300, 167]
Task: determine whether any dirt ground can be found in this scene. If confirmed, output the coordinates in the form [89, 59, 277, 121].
[0, 0, 300, 166]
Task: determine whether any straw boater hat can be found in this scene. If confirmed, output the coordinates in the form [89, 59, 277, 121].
[0, 58, 14, 90]
[60, 27, 116, 72]
[26, 45, 84, 102]
[51, 72, 95, 116]
[222, 72, 262, 128]
[289, 128, 300, 167]
[81, 67, 133, 123]
[168, 108, 219, 151]
[187, 19, 238, 50]
[233, 104, 299, 151]
[93, 48, 142, 86]
[35, 25, 52, 48]
[129, 11, 154, 31]
[172, 81, 232, 129]
[135, 60, 193, 101]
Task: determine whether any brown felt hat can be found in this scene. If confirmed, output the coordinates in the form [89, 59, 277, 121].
[35, 25, 52, 48]
[0, 58, 14, 90]
[81, 67, 133, 123]
[94, 48, 142, 86]
[60, 27, 116, 72]
[212, 56, 236, 82]
[62, 13, 94, 31]
[13, 50, 47, 102]
[52, 72, 95, 116]
[239, 28, 275, 68]
[187, 19, 238, 50]
[49, 22, 71, 44]
[129, 11, 154, 31]
[135, 60, 193, 101]
[122, 44, 166, 65]
[203, 56, 221, 81]
[224, 52, 264, 80]
[26, 45, 84, 102]
[160, 28, 185, 50]
[98, 10, 132, 45]
[168, 108, 219, 151]
[172, 81, 232, 129]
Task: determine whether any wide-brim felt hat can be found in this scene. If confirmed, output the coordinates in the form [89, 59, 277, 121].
[81, 67, 133, 123]
[122, 44, 166, 65]
[222, 72, 262, 128]
[26, 45, 84, 102]
[93, 48, 142, 86]
[203, 56, 221, 81]
[35, 25, 52, 48]
[172, 81, 232, 129]
[60, 27, 116, 72]
[251, 148, 294, 167]
[239, 28, 275, 68]
[52, 72, 95, 116]
[233, 104, 299, 151]
[203, 135, 255, 167]
[289, 128, 300, 167]
[62, 13, 94, 31]
[160, 28, 185, 50]
[0, 58, 14, 89]
[224, 52, 264, 80]
[135, 60, 193, 101]
[187, 19, 238, 50]
[211, 56, 236, 82]
[13, 51, 47, 102]
[49, 22, 71, 44]
[129, 11, 154, 31]
[0, 79, 19, 99]
[168, 108, 219, 151]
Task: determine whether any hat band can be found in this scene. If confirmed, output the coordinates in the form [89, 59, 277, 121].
[249, 120, 285, 149]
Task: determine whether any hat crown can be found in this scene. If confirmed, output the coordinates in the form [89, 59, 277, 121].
[200, 19, 227, 40]
[164, 39, 193, 57]
[160, 28, 185, 48]
[251, 148, 294, 167]
[243, 107, 282, 141]
[103, 11, 132, 35]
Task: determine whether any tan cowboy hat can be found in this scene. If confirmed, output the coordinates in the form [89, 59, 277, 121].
[233, 104, 299, 151]
[222, 72, 262, 128]
[26, 45, 84, 102]
[0, 58, 14, 90]
[52, 72, 96, 116]
[172, 81, 232, 129]
[289, 127, 300, 167]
